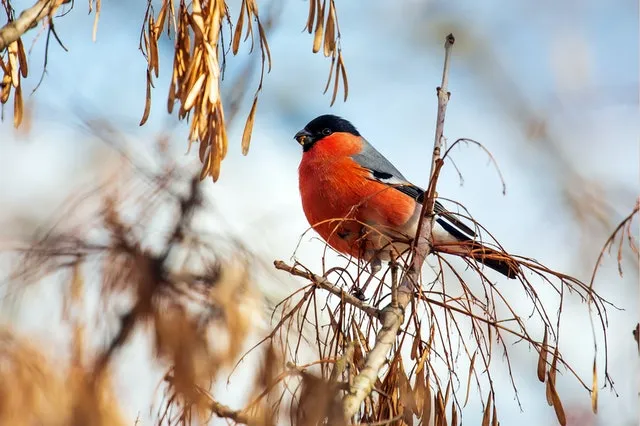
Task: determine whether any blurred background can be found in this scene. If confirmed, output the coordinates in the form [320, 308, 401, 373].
[0, 0, 637, 425]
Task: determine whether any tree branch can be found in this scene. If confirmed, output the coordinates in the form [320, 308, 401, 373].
[195, 385, 251, 424]
[341, 34, 456, 420]
[0, 0, 69, 51]
[274, 260, 381, 319]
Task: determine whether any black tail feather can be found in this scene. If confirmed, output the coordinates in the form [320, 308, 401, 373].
[469, 251, 520, 279]
[435, 218, 520, 279]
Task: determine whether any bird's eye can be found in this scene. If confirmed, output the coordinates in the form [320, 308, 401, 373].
[321, 128, 332, 136]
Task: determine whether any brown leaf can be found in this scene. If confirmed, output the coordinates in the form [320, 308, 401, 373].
[545, 378, 553, 406]
[199, 145, 212, 180]
[491, 399, 498, 426]
[443, 380, 451, 407]
[323, 54, 336, 94]
[257, 20, 272, 72]
[398, 367, 416, 416]
[451, 402, 458, 426]
[330, 52, 340, 106]
[198, 136, 209, 162]
[16, 39, 28, 78]
[481, 393, 492, 426]
[15, 96, 32, 137]
[190, 0, 206, 37]
[140, 71, 152, 126]
[211, 142, 223, 182]
[184, 74, 206, 112]
[423, 374, 432, 426]
[183, 47, 204, 101]
[142, 25, 150, 61]
[167, 76, 176, 113]
[92, 0, 102, 42]
[416, 328, 433, 374]
[13, 83, 23, 128]
[436, 390, 446, 426]
[546, 346, 559, 406]
[537, 328, 548, 382]
[242, 1, 254, 45]
[232, 0, 245, 54]
[463, 351, 477, 407]
[148, 16, 159, 77]
[433, 391, 441, 426]
[201, 75, 212, 111]
[323, 0, 335, 57]
[546, 371, 566, 426]
[7, 42, 19, 86]
[338, 52, 348, 102]
[155, 2, 167, 37]
[218, 107, 229, 159]
[413, 368, 425, 415]
[241, 97, 258, 155]
[306, 0, 317, 33]
[312, 0, 325, 53]
[410, 327, 420, 360]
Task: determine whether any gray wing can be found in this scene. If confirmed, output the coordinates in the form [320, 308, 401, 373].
[351, 137, 477, 238]
[351, 138, 410, 181]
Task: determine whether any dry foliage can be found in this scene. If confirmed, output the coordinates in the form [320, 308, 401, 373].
[304, 0, 348, 106]
[589, 198, 639, 283]
[1, 0, 348, 182]
[2, 126, 263, 425]
[0, 35, 26, 127]
[265, 237, 614, 425]
[0, 325, 126, 426]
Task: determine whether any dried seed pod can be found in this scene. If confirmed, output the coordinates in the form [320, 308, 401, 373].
[241, 97, 258, 155]
[13, 83, 23, 128]
[546, 371, 567, 426]
[537, 328, 548, 382]
[312, 0, 325, 53]
[481, 393, 492, 426]
[232, 0, 245, 54]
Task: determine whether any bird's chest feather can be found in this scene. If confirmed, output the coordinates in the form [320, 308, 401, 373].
[299, 156, 365, 223]
[298, 154, 416, 230]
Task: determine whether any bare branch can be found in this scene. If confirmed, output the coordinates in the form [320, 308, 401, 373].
[341, 33, 456, 420]
[274, 260, 380, 319]
[196, 385, 250, 424]
[0, 0, 69, 51]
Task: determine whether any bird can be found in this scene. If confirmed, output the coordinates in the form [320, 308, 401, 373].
[293, 114, 519, 280]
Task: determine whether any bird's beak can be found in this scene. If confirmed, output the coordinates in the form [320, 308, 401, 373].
[294, 129, 313, 146]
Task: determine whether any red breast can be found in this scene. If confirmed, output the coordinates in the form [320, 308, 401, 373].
[298, 133, 417, 260]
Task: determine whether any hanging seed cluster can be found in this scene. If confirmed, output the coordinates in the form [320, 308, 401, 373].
[306, 0, 348, 106]
[140, 0, 272, 182]
[138, 0, 343, 182]
[3, 0, 348, 182]
[0, 38, 27, 128]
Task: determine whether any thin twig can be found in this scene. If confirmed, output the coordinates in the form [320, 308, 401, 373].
[341, 33, 456, 420]
[274, 260, 380, 319]
[195, 385, 251, 424]
[390, 255, 398, 309]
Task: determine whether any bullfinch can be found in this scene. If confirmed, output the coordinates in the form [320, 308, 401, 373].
[294, 114, 519, 279]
